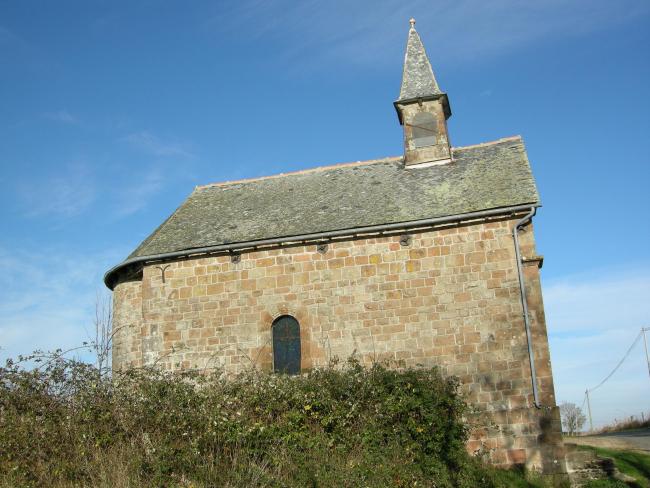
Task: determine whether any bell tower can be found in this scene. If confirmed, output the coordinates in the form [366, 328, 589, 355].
[394, 19, 452, 167]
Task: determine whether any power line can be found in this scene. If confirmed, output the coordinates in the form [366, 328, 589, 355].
[587, 330, 643, 394]
[580, 327, 649, 431]
[642, 327, 650, 380]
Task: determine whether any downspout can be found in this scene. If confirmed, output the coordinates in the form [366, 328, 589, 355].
[513, 206, 541, 408]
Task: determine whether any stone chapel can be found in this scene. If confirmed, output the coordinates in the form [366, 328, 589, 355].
[105, 20, 567, 476]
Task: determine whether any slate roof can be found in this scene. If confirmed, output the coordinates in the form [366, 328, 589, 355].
[126, 136, 539, 261]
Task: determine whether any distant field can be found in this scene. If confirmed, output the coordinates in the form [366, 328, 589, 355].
[565, 428, 650, 453]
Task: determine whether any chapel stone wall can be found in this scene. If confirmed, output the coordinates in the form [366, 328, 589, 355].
[111, 217, 565, 474]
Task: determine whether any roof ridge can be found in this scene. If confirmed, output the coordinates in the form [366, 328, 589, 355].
[196, 156, 402, 190]
[195, 136, 523, 191]
[452, 135, 522, 152]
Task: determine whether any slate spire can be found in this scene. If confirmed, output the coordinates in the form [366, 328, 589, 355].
[394, 18, 450, 122]
[397, 18, 443, 102]
[394, 19, 452, 166]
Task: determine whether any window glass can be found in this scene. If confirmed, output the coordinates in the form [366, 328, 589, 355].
[272, 315, 301, 374]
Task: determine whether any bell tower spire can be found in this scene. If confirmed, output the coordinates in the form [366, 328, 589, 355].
[394, 19, 452, 167]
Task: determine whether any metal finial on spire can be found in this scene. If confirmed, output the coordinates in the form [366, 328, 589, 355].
[409, 18, 416, 28]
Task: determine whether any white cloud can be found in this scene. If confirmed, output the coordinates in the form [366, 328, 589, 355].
[0, 25, 25, 47]
[18, 162, 96, 218]
[112, 131, 198, 217]
[208, 0, 650, 69]
[0, 247, 121, 363]
[544, 266, 650, 428]
[544, 270, 650, 333]
[43, 109, 78, 124]
[112, 167, 165, 217]
[0, 24, 57, 73]
[122, 131, 194, 158]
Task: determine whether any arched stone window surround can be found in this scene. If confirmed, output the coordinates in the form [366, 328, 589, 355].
[259, 307, 318, 372]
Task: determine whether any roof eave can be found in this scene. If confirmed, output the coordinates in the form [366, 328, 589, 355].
[104, 203, 540, 290]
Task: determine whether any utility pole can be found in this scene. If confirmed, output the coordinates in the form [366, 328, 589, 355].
[642, 327, 650, 382]
[585, 389, 594, 433]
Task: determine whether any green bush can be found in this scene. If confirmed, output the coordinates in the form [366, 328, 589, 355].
[0, 356, 541, 487]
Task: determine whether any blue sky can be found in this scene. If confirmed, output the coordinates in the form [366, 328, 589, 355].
[1, 1, 649, 427]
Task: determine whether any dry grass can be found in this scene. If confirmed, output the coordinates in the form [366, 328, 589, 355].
[592, 415, 650, 435]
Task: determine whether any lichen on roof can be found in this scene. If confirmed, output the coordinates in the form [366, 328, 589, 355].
[126, 136, 539, 260]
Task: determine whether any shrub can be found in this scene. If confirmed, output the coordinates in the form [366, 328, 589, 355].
[0, 355, 538, 487]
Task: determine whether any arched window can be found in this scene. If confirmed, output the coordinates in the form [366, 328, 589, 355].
[272, 315, 301, 374]
[410, 112, 438, 148]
